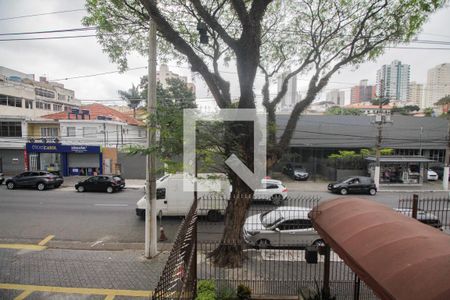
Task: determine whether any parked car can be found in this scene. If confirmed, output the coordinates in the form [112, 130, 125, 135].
[394, 208, 443, 230]
[283, 163, 309, 181]
[427, 169, 439, 181]
[5, 171, 63, 191]
[75, 175, 125, 193]
[328, 176, 377, 195]
[429, 166, 449, 180]
[0, 172, 4, 185]
[243, 206, 323, 249]
[253, 178, 288, 205]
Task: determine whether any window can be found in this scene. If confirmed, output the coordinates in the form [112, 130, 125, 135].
[0, 94, 23, 107]
[0, 121, 22, 137]
[53, 104, 63, 111]
[44, 103, 51, 110]
[67, 127, 76, 137]
[83, 127, 97, 137]
[35, 88, 55, 99]
[41, 127, 58, 137]
[58, 94, 66, 101]
[35, 101, 51, 110]
[277, 219, 313, 231]
[429, 150, 445, 163]
[156, 188, 166, 199]
[25, 99, 33, 109]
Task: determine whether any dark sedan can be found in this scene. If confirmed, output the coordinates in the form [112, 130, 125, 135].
[5, 171, 63, 191]
[328, 176, 377, 196]
[283, 163, 310, 181]
[75, 175, 125, 193]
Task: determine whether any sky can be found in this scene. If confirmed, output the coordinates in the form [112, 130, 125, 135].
[0, 0, 449, 106]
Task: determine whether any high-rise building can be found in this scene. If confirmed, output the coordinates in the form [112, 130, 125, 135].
[326, 89, 346, 106]
[409, 82, 424, 108]
[277, 71, 298, 109]
[376, 60, 410, 101]
[424, 63, 450, 108]
[157, 64, 196, 94]
[350, 80, 376, 103]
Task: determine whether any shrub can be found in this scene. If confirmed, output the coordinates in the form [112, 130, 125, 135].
[236, 284, 251, 300]
[196, 280, 216, 300]
[217, 285, 237, 300]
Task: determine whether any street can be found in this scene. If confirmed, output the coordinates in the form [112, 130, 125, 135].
[0, 184, 421, 248]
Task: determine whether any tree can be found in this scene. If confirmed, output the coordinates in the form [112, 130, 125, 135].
[325, 106, 361, 116]
[371, 98, 390, 106]
[391, 105, 420, 115]
[424, 107, 435, 117]
[118, 84, 143, 118]
[84, 0, 444, 267]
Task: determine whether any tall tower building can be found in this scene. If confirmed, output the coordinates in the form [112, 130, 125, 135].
[425, 63, 450, 108]
[277, 71, 298, 109]
[326, 89, 346, 106]
[409, 82, 424, 108]
[351, 79, 376, 103]
[376, 60, 410, 101]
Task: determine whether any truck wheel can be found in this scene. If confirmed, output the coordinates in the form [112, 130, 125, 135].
[207, 210, 222, 222]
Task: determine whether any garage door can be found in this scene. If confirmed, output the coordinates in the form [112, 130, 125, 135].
[68, 153, 99, 168]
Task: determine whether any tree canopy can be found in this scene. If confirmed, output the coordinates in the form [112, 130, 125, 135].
[84, 0, 445, 267]
[325, 106, 362, 116]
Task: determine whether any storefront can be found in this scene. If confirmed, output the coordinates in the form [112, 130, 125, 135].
[25, 143, 102, 176]
[366, 156, 435, 186]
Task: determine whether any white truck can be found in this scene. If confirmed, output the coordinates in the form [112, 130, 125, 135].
[136, 173, 231, 221]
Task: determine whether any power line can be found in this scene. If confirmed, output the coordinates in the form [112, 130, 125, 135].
[51, 66, 148, 81]
[0, 9, 86, 21]
[0, 27, 97, 36]
[0, 34, 98, 42]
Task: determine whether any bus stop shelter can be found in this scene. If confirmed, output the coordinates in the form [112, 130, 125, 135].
[310, 198, 450, 300]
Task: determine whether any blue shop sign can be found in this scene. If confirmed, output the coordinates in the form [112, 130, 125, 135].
[26, 143, 101, 154]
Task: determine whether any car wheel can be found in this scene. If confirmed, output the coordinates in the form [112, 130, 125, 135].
[313, 239, 325, 247]
[77, 186, 85, 192]
[256, 239, 271, 249]
[271, 194, 283, 206]
[207, 210, 222, 222]
[6, 182, 15, 190]
[106, 186, 114, 193]
[340, 188, 348, 195]
[369, 188, 377, 196]
[37, 183, 46, 191]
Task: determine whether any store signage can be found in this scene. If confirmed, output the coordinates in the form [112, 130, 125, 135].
[26, 143, 100, 154]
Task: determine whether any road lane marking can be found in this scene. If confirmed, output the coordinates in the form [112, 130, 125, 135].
[104, 295, 115, 300]
[94, 204, 129, 207]
[0, 244, 46, 251]
[0, 283, 153, 298]
[38, 235, 55, 246]
[14, 289, 33, 300]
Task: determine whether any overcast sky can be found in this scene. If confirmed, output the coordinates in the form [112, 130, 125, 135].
[0, 0, 449, 106]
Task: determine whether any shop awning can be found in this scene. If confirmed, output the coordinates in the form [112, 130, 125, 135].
[310, 198, 450, 300]
[365, 155, 435, 163]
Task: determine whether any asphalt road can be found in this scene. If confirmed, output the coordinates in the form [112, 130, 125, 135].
[0, 185, 441, 248]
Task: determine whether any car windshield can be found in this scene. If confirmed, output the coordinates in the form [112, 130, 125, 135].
[260, 210, 284, 228]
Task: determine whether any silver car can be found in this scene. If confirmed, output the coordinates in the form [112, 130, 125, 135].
[243, 206, 322, 248]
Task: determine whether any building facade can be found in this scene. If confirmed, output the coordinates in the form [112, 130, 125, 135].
[409, 81, 424, 108]
[157, 64, 196, 94]
[425, 63, 450, 108]
[0, 66, 81, 119]
[351, 80, 376, 103]
[326, 89, 346, 106]
[277, 71, 298, 110]
[376, 60, 410, 101]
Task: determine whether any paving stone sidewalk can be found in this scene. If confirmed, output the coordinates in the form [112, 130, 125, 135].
[0, 248, 168, 299]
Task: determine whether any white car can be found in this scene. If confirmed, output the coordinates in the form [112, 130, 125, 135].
[243, 206, 322, 248]
[253, 178, 288, 205]
[427, 170, 439, 181]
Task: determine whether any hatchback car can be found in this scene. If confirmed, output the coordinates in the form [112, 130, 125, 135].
[394, 208, 443, 230]
[243, 206, 322, 248]
[75, 175, 125, 193]
[253, 179, 288, 205]
[5, 171, 63, 191]
[328, 176, 377, 195]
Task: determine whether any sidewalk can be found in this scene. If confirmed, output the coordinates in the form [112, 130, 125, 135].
[0, 248, 168, 299]
[61, 176, 145, 190]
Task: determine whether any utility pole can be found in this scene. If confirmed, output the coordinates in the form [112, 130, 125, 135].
[145, 17, 158, 258]
[444, 117, 450, 191]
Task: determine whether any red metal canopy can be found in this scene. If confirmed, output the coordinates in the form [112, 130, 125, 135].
[311, 198, 450, 300]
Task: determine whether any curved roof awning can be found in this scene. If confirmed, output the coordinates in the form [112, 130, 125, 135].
[310, 198, 450, 300]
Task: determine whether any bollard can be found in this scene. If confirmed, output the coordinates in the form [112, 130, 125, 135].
[159, 226, 168, 241]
